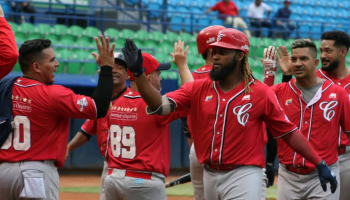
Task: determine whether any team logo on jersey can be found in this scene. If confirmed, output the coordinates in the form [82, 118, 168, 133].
[206, 37, 215, 44]
[217, 34, 225, 42]
[285, 98, 292, 105]
[77, 97, 88, 112]
[242, 95, 250, 100]
[233, 103, 252, 126]
[205, 95, 213, 101]
[329, 93, 337, 99]
[319, 101, 338, 121]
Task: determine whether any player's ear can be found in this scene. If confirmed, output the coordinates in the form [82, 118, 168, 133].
[146, 74, 152, 82]
[314, 58, 320, 68]
[32, 62, 41, 73]
[236, 51, 244, 61]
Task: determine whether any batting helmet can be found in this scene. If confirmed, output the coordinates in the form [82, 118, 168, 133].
[197, 25, 226, 54]
[208, 28, 250, 55]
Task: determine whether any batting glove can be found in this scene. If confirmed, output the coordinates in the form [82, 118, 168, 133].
[260, 46, 277, 77]
[122, 38, 144, 77]
[316, 160, 337, 193]
[265, 162, 275, 187]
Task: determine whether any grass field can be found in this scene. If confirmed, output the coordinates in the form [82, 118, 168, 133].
[60, 183, 278, 199]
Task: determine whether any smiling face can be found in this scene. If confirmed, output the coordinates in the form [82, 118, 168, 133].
[210, 47, 242, 80]
[35, 48, 59, 85]
[112, 60, 128, 86]
[291, 47, 319, 79]
[319, 40, 342, 72]
[148, 70, 162, 91]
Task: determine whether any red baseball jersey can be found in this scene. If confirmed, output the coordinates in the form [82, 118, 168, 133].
[271, 79, 350, 169]
[107, 88, 184, 176]
[166, 78, 297, 168]
[0, 18, 18, 79]
[0, 77, 97, 168]
[192, 64, 212, 80]
[81, 89, 129, 157]
[317, 69, 350, 147]
[211, 0, 239, 18]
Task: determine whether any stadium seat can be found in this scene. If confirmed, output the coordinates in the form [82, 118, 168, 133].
[15, 32, 26, 43]
[55, 64, 64, 74]
[133, 39, 144, 49]
[183, 18, 195, 33]
[165, 31, 179, 42]
[84, 26, 101, 38]
[147, 3, 162, 18]
[170, 17, 183, 32]
[8, 22, 19, 33]
[66, 62, 81, 74]
[69, 25, 84, 37]
[36, 24, 52, 36]
[60, 39, 75, 46]
[53, 24, 69, 36]
[104, 28, 119, 40]
[155, 53, 170, 63]
[196, 18, 210, 32]
[150, 31, 165, 41]
[143, 40, 158, 51]
[159, 42, 173, 54]
[119, 29, 135, 39]
[45, 35, 58, 44]
[13, 62, 21, 72]
[211, 18, 224, 26]
[76, 40, 92, 48]
[27, 33, 42, 40]
[249, 37, 260, 48]
[20, 23, 35, 34]
[83, 62, 98, 75]
[179, 32, 194, 43]
[136, 30, 150, 41]
[56, 49, 73, 60]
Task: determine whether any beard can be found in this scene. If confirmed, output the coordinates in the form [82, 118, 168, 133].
[321, 58, 339, 72]
[210, 57, 238, 81]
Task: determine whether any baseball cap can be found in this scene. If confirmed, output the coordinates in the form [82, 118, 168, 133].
[114, 52, 126, 63]
[127, 53, 171, 80]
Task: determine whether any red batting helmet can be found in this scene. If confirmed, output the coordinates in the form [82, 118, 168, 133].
[208, 28, 250, 55]
[197, 25, 226, 54]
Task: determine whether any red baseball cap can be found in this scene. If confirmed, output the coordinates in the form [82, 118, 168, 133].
[127, 53, 171, 80]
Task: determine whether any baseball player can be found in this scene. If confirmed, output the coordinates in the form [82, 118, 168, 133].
[267, 39, 349, 199]
[124, 29, 337, 200]
[0, 3, 18, 80]
[264, 31, 350, 199]
[66, 52, 129, 200]
[0, 36, 115, 200]
[104, 41, 192, 200]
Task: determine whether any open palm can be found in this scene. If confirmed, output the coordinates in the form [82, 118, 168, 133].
[277, 45, 293, 75]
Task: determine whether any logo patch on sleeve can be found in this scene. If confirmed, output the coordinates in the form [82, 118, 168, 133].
[77, 97, 88, 112]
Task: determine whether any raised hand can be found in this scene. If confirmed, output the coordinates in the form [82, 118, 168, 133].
[171, 40, 189, 68]
[276, 45, 293, 75]
[122, 39, 144, 77]
[92, 35, 116, 67]
[260, 46, 277, 77]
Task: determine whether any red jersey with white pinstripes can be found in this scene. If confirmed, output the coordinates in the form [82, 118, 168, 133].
[0, 77, 97, 168]
[271, 79, 350, 169]
[192, 65, 212, 80]
[106, 88, 185, 176]
[317, 69, 350, 147]
[166, 78, 297, 168]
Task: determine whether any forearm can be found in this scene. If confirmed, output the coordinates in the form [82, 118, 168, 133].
[266, 129, 278, 164]
[178, 65, 193, 86]
[263, 74, 275, 87]
[135, 74, 163, 111]
[91, 66, 113, 118]
[67, 131, 89, 152]
[282, 130, 322, 166]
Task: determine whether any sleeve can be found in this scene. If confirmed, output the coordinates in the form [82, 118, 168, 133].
[81, 119, 97, 136]
[0, 18, 19, 79]
[48, 85, 97, 119]
[232, 2, 238, 12]
[247, 4, 253, 17]
[262, 87, 297, 139]
[263, 3, 272, 11]
[211, 2, 219, 11]
[165, 81, 193, 117]
[339, 88, 350, 133]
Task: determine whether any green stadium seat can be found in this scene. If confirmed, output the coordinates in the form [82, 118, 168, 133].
[66, 62, 81, 74]
[76, 40, 92, 48]
[313, 40, 321, 48]
[136, 30, 150, 41]
[119, 29, 135, 39]
[104, 28, 119, 40]
[55, 64, 64, 74]
[261, 37, 274, 47]
[250, 37, 260, 47]
[15, 32, 26, 43]
[179, 32, 194, 43]
[8, 22, 19, 33]
[274, 38, 287, 47]
[13, 62, 21, 72]
[27, 33, 42, 40]
[20, 23, 35, 34]
[187, 55, 198, 67]
[114, 39, 125, 49]
[69, 25, 84, 37]
[84, 26, 101, 38]
[60, 39, 74, 46]
[159, 42, 173, 54]
[255, 47, 265, 59]
[155, 53, 169, 63]
[75, 50, 90, 60]
[61, 35, 75, 42]
[44, 35, 58, 44]
[56, 49, 73, 60]
[36, 24, 52, 36]
[143, 40, 158, 51]
[53, 24, 69, 36]
[83, 62, 98, 75]
[160, 71, 178, 80]
[150, 31, 164, 42]
[165, 31, 179, 42]
[79, 35, 91, 43]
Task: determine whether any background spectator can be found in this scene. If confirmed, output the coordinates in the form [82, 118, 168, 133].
[274, 0, 295, 40]
[247, 0, 273, 37]
[11, 0, 36, 24]
[205, 0, 251, 38]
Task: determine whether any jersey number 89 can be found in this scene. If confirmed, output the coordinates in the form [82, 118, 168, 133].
[110, 125, 136, 159]
[1, 116, 31, 151]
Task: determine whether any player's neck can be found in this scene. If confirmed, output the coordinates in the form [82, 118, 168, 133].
[205, 58, 213, 66]
[130, 81, 138, 92]
[295, 75, 320, 88]
[22, 73, 43, 83]
[217, 72, 244, 93]
[326, 62, 349, 79]
[112, 83, 127, 98]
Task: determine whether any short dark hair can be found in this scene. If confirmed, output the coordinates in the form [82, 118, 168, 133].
[18, 39, 52, 73]
[201, 49, 210, 60]
[321, 30, 350, 51]
[291, 39, 317, 58]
